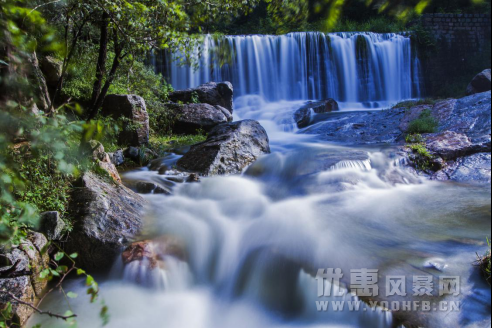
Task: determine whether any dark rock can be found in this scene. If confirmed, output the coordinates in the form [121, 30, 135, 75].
[66, 172, 147, 272]
[28, 52, 51, 112]
[39, 56, 62, 87]
[301, 110, 405, 144]
[124, 146, 140, 161]
[102, 95, 150, 147]
[168, 81, 234, 113]
[158, 166, 170, 175]
[166, 103, 233, 134]
[135, 181, 171, 195]
[177, 120, 271, 176]
[294, 99, 339, 128]
[38, 211, 66, 240]
[108, 150, 125, 167]
[467, 69, 491, 95]
[186, 173, 200, 183]
[0, 233, 49, 326]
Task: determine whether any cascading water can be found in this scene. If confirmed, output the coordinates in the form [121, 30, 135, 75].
[154, 32, 422, 106]
[29, 32, 491, 328]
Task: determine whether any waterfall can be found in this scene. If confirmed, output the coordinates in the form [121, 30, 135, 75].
[154, 32, 422, 105]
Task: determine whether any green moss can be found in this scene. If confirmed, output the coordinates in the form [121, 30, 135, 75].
[149, 134, 207, 156]
[406, 109, 439, 135]
[476, 238, 491, 286]
[392, 98, 438, 110]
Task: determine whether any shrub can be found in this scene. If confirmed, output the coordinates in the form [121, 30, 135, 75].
[407, 109, 439, 134]
[476, 238, 491, 286]
[149, 134, 207, 157]
[409, 143, 434, 171]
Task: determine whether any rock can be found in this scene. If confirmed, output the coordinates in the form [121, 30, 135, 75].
[89, 140, 122, 183]
[165, 103, 233, 134]
[467, 69, 492, 95]
[39, 56, 62, 87]
[66, 172, 147, 271]
[435, 92, 491, 139]
[301, 109, 405, 144]
[38, 211, 66, 240]
[124, 146, 140, 161]
[177, 120, 270, 176]
[294, 99, 339, 128]
[108, 150, 125, 167]
[135, 181, 171, 195]
[28, 52, 51, 113]
[168, 82, 234, 113]
[122, 237, 186, 268]
[186, 173, 200, 183]
[425, 131, 479, 160]
[0, 232, 49, 326]
[102, 95, 150, 147]
[439, 153, 492, 183]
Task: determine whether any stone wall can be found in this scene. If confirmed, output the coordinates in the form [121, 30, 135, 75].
[419, 14, 491, 96]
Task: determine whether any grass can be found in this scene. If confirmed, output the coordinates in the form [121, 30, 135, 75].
[149, 134, 207, 156]
[392, 98, 438, 110]
[476, 238, 491, 286]
[406, 109, 439, 135]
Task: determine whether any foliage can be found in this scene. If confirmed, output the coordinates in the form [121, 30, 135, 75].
[405, 133, 425, 144]
[406, 109, 439, 134]
[149, 134, 207, 157]
[476, 238, 491, 286]
[408, 142, 434, 171]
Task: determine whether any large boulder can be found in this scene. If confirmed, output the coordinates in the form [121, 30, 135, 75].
[66, 172, 147, 272]
[425, 131, 489, 161]
[102, 95, 150, 147]
[168, 82, 234, 113]
[39, 56, 62, 87]
[467, 69, 491, 95]
[177, 120, 271, 176]
[0, 233, 49, 326]
[166, 103, 233, 134]
[434, 153, 492, 183]
[38, 211, 66, 240]
[294, 99, 339, 128]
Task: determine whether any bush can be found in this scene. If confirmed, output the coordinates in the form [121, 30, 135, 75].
[149, 134, 207, 157]
[476, 238, 491, 286]
[407, 109, 439, 134]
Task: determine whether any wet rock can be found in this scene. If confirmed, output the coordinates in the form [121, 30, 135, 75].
[177, 120, 271, 176]
[124, 147, 156, 165]
[435, 92, 491, 139]
[467, 69, 491, 95]
[0, 232, 49, 326]
[66, 172, 147, 272]
[122, 237, 186, 268]
[135, 181, 171, 195]
[168, 81, 234, 113]
[439, 153, 492, 184]
[38, 211, 66, 240]
[186, 173, 200, 183]
[301, 109, 405, 144]
[165, 103, 233, 134]
[124, 146, 140, 161]
[39, 56, 62, 87]
[102, 95, 150, 147]
[294, 99, 339, 128]
[108, 149, 125, 167]
[425, 131, 482, 160]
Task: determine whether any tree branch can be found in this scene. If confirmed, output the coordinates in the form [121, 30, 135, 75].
[0, 291, 77, 321]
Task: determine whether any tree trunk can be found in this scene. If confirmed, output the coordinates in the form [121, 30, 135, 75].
[89, 12, 110, 110]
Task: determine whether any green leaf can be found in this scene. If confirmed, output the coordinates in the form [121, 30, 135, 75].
[77, 268, 86, 275]
[69, 253, 78, 259]
[54, 252, 64, 261]
[67, 291, 78, 299]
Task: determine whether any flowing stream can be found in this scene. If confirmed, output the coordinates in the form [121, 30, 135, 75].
[30, 33, 491, 328]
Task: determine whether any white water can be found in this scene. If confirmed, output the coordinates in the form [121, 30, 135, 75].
[155, 32, 422, 107]
[29, 33, 492, 328]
